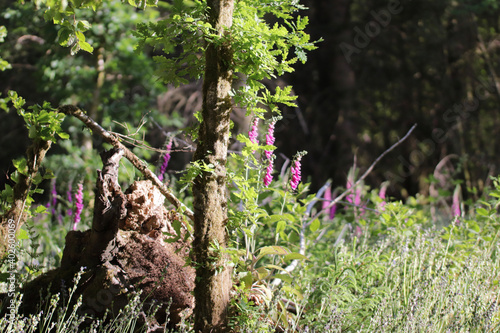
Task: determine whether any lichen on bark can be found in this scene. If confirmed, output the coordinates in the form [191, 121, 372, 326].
[191, 0, 235, 331]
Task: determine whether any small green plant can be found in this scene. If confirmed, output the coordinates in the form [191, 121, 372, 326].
[0, 92, 67, 215]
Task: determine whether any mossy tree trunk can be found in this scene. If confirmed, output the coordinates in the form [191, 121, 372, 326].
[0, 138, 52, 259]
[192, 0, 234, 332]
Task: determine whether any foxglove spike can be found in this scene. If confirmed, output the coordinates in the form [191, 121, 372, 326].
[73, 183, 84, 231]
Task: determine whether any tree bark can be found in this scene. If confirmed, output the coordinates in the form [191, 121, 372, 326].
[83, 148, 126, 267]
[0, 138, 52, 259]
[192, 0, 234, 331]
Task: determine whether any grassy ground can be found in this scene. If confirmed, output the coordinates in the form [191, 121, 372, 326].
[1, 185, 500, 332]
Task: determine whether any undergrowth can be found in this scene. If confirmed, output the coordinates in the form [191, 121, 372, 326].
[2, 178, 500, 332]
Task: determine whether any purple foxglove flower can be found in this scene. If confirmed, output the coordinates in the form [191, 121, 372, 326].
[73, 183, 84, 231]
[263, 159, 274, 187]
[290, 158, 302, 191]
[322, 185, 332, 211]
[346, 180, 353, 204]
[354, 185, 362, 206]
[379, 184, 387, 200]
[265, 121, 275, 159]
[323, 187, 337, 219]
[355, 225, 363, 238]
[158, 138, 173, 182]
[49, 180, 57, 215]
[249, 118, 259, 145]
[355, 185, 366, 215]
[379, 183, 388, 211]
[330, 202, 337, 220]
[66, 184, 73, 216]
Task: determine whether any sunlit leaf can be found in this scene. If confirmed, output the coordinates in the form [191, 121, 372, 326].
[309, 218, 320, 232]
[258, 246, 290, 258]
[283, 253, 308, 261]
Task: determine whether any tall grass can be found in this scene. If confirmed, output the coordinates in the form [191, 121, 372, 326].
[303, 230, 500, 332]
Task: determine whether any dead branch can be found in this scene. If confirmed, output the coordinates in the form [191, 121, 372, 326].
[58, 105, 195, 223]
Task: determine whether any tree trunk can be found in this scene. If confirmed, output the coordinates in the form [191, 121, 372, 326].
[192, 0, 234, 331]
[0, 138, 52, 259]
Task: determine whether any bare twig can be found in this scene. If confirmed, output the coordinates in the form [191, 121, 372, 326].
[319, 123, 417, 216]
[58, 105, 195, 222]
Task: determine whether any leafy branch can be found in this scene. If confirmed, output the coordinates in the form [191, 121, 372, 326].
[1, 93, 65, 258]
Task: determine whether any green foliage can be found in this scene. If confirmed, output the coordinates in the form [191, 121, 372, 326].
[230, 2, 318, 117]
[0, 92, 66, 216]
[0, 0, 170, 225]
[178, 159, 216, 192]
[133, 0, 210, 87]
[132, 0, 318, 118]
[9, 91, 68, 141]
[38, 0, 95, 54]
[0, 26, 10, 71]
[37, 0, 160, 55]
[131, 0, 319, 94]
[1, 0, 165, 119]
[223, 167, 500, 331]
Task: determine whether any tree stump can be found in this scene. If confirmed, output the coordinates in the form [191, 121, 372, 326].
[2, 148, 195, 330]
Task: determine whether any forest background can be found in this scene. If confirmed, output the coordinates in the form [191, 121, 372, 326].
[1, 0, 500, 202]
[1, 0, 500, 332]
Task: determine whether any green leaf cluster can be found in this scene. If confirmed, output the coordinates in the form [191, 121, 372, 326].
[0, 92, 65, 216]
[38, 0, 99, 54]
[0, 26, 11, 71]
[133, 0, 210, 87]
[130, 0, 319, 116]
[230, 1, 319, 116]
[178, 159, 216, 192]
[8, 91, 68, 141]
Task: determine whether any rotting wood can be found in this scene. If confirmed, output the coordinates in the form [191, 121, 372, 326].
[58, 105, 194, 225]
